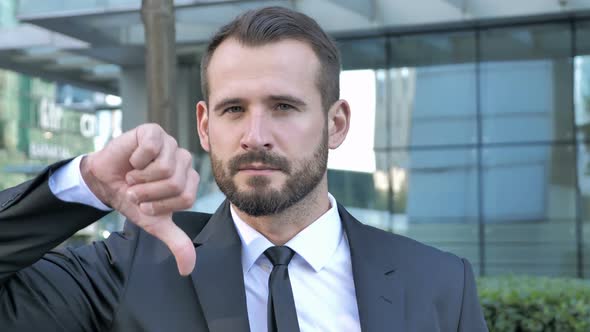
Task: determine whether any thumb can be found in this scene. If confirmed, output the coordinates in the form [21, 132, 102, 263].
[144, 218, 196, 276]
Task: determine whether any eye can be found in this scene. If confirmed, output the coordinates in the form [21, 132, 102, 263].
[223, 106, 243, 114]
[276, 103, 294, 111]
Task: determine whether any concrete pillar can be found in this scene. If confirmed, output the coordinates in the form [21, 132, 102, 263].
[141, 0, 177, 137]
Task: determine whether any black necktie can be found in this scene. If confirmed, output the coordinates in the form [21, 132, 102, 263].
[264, 246, 300, 332]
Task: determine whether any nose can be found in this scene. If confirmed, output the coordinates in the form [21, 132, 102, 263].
[240, 109, 273, 151]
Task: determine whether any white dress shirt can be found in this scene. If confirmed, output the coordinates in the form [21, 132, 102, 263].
[49, 155, 111, 211]
[49, 159, 361, 332]
[231, 194, 361, 332]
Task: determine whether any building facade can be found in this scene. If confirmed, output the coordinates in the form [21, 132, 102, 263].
[0, 0, 589, 278]
[330, 19, 590, 278]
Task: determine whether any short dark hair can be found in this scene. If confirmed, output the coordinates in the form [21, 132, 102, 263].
[200, 6, 341, 111]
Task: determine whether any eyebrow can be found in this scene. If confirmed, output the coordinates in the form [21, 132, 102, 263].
[213, 95, 308, 112]
[213, 98, 244, 112]
[267, 95, 307, 108]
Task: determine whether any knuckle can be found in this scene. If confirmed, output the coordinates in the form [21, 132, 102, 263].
[168, 136, 178, 149]
[166, 179, 184, 194]
[191, 171, 200, 185]
[157, 159, 175, 178]
[138, 124, 159, 141]
[144, 122, 163, 133]
[127, 171, 145, 185]
[149, 201, 164, 215]
[180, 191, 195, 208]
[134, 191, 149, 202]
[142, 143, 160, 158]
[179, 148, 192, 161]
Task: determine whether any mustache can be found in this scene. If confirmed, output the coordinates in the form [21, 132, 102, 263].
[228, 151, 291, 176]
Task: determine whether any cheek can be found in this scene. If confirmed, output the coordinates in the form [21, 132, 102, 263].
[275, 121, 324, 158]
[208, 122, 239, 149]
[277, 113, 324, 140]
[297, 119, 325, 143]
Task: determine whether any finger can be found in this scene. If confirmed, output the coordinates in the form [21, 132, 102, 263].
[95, 129, 141, 169]
[127, 149, 192, 203]
[139, 170, 199, 215]
[143, 217, 196, 276]
[129, 124, 165, 170]
[126, 136, 179, 185]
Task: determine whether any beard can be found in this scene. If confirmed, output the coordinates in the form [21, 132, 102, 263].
[210, 128, 328, 217]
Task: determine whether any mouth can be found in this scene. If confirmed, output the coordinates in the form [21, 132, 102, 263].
[238, 163, 282, 173]
[239, 163, 280, 171]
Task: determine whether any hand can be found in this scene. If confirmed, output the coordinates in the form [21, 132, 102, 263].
[81, 123, 199, 276]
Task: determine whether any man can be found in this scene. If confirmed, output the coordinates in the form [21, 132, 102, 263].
[0, 6, 488, 332]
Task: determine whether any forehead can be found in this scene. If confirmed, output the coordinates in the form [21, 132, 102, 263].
[206, 38, 321, 103]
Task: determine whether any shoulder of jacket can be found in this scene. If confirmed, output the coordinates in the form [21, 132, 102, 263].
[359, 221, 465, 273]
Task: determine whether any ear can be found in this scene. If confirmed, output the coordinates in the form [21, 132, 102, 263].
[196, 101, 211, 152]
[327, 99, 351, 149]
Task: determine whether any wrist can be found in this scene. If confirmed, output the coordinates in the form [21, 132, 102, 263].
[80, 154, 111, 208]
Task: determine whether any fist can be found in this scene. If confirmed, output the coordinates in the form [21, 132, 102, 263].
[81, 123, 199, 276]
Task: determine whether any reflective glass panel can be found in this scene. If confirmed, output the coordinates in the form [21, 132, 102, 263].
[578, 141, 590, 278]
[483, 144, 578, 276]
[339, 38, 387, 70]
[391, 147, 480, 271]
[387, 32, 477, 147]
[330, 40, 391, 231]
[480, 24, 574, 144]
[575, 21, 590, 275]
[576, 20, 590, 56]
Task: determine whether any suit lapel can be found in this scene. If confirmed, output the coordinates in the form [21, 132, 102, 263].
[191, 200, 250, 332]
[189, 200, 405, 331]
[339, 204, 406, 331]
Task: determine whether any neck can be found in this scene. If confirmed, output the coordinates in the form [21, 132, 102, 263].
[232, 177, 331, 245]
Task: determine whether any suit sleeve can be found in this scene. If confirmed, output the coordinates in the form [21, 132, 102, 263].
[457, 258, 489, 332]
[0, 162, 138, 332]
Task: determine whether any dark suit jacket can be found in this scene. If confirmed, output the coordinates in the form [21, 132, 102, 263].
[0, 162, 488, 331]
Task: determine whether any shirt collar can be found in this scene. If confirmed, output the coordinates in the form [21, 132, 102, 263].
[231, 193, 343, 274]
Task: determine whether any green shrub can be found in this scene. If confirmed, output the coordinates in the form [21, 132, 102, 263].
[477, 276, 590, 332]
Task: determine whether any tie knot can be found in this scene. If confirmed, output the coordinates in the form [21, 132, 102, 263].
[264, 246, 295, 266]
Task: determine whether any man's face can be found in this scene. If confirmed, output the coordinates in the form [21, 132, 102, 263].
[197, 39, 330, 216]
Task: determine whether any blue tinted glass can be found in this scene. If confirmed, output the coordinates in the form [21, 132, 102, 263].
[483, 145, 577, 276]
[339, 38, 387, 70]
[387, 32, 477, 147]
[390, 147, 479, 267]
[480, 24, 574, 143]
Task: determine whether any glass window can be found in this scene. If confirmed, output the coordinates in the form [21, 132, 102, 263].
[339, 38, 387, 71]
[390, 32, 476, 67]
[391, 147, 480, 270]
[575, 20, 590, 275]
[576, 20, 590, 56]
[329, 70, 378, 173]
[330, 39, 391, 231]
[327, 163, 391, 231]
[387, 32, 477, 148]
[578, 141, 590, 278]
[574, 56, 590, 146]
[480, 24, 574, 144]
[483, 144, 578, 276]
